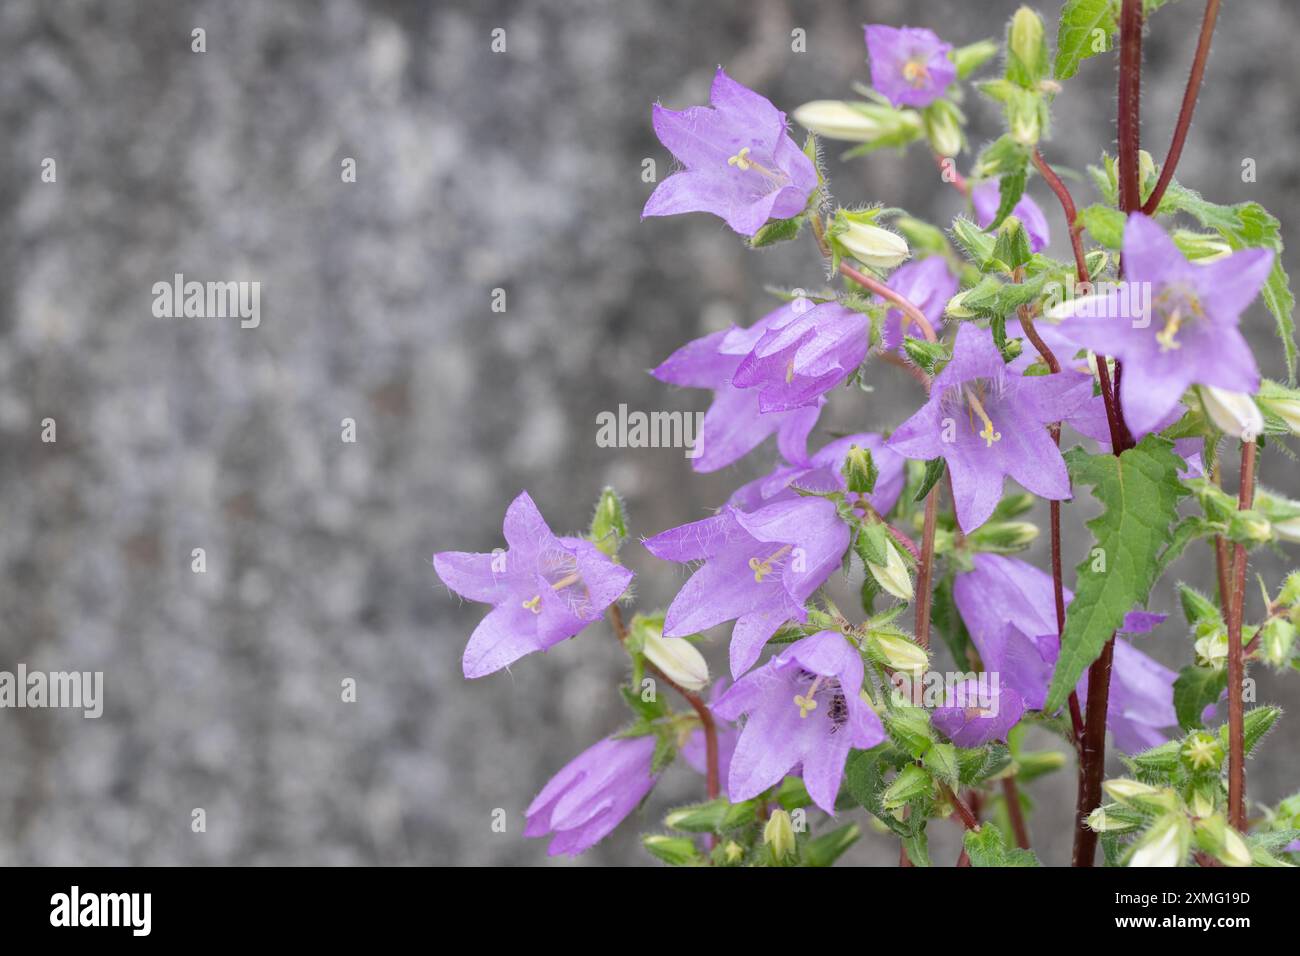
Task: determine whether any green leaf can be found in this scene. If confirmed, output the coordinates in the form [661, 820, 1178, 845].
[1173, 665, 1227, 731]
[964, 825, 1041, 866]
[1077, 204, 1126, 250]
[902, 827, 931, 866]
[802, 823, 862, 867]
[1044, 436, 1189, 713]
[844, 750, 910, 837]
[642, 834, 705, 866]
[913, 457, 947, 503]
[1054, 0, 1117, 81]
[749, 214, 806, 248]
[950, 215, 998, 270]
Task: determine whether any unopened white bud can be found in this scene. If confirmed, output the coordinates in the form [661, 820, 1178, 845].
[642, 633, 709, 691]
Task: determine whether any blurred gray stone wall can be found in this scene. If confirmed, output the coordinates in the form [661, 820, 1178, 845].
[0, 0, 1295, 865]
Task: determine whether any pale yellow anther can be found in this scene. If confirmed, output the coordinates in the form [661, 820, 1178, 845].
[965, 388, 1002, 448]
[785, 358, 796, 384]
[793, 693, 819, 718]
[748, 545, 792, 583]
[903, 59, 930, 87]
[1156, 307, 1183, 352]
[727, 146, 754, 171]
[522, 594, 542, 614]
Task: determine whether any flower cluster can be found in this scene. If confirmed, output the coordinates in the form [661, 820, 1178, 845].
[436, 12, 1296, 867]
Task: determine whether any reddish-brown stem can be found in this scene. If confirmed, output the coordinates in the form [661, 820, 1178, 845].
[1227, 440, 1257, 830]
[839, 262, 939, 343]
[915, 487, 940, 651]
[956, 848, 971, 867]
[1073, 3, 1145, 867]
[607, 605, 719, 803]
[1017, 310, 1085, 744]
[880, 351, 932, 387]
[1002, 777, 1032, 850]
[1072, 636, 1116, 866]
[1143, 0, 1222, 215]
[941, 783, 980, 831]
[1117, 0, 1144, 214]
[1032, 149, 1090, 286]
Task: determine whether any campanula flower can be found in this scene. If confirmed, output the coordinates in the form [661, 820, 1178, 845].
[524, 735, 658, 856]
[651, 304, 826, 473]
[953, 554, 1177, 754]
[971, 181, 1051, 253]
[643, 68, 818, 237]
[731, 301, 869, 411]
[865, 25, 956, 109]
[1049, 212, 1273, 436]
[433, 491, 634, 678]
[887, 324, 1092, 532]
[712, 631, 885, 813]
[644, 497, 851, 678]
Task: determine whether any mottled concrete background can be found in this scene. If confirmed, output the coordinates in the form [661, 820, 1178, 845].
[0, 0, 1296, 866]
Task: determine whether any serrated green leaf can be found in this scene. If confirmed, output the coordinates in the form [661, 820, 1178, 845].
[924, 741, 961, 787]
[1045, 436, 1189, 712]
[913, 457, 947, 503]
[1054, 0, 1117, 81]
[964, 825, 1041, 866]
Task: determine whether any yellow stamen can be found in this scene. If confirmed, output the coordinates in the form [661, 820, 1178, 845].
[522, 594, 542, 614]
[965, 388, 1002, 447]
[726, 145, 780, 179]
[1156, 307, 1183, 352]
[794, 676, 823, 718]
[550, 572, 581, 591]
[748, 545, 793, 583]
[785, 358, 795, 384]
[902, 59, 930, 87]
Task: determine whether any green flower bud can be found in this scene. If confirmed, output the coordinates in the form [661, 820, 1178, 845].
[1103, 778, 1179, 812]
[588, 486, 628, 556]
[793, 100, 882, 141]
[1199, 385, 1263, 442]
[1087, 805, 1140, 833]
[842, 443, 879, 495]
[867, 537, 914, 602]
[923, 100, 964, 158]
[1257, 381, 1300, 435]
[866, 631, 929, 673]
[1279, 571, 1300, 607]
[1180, 731, 1224, 773]
[1006, 89, 1041, 146]
[642, 834, 704, 866]
[838, 219, 910, 271]
[1129, 815, 1191, 868]
[1260, 616, 1297, 670]
[969, 520, 1040, 554]
[642, 630, 709, 691]
[1007, 7, 1048, 87]
[1193, 815, 1252, 868]
[881, 763, 933, 810]
[945, 290, 975, 318]
[763, 808, 797, 862]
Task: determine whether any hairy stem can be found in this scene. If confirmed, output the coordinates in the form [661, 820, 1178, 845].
[1075, 2, 1145, 867]
[607, 604, 720, 803]
[1032, 149, 1090, 286]
[1227, 440, 1257, 830]
[1002, 777, 1032, 850]
[1143, 0, 1222, 214]
[941, 782, 981, 831]
[839, 262, 939, 343]
[915, 486, 940, 651]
